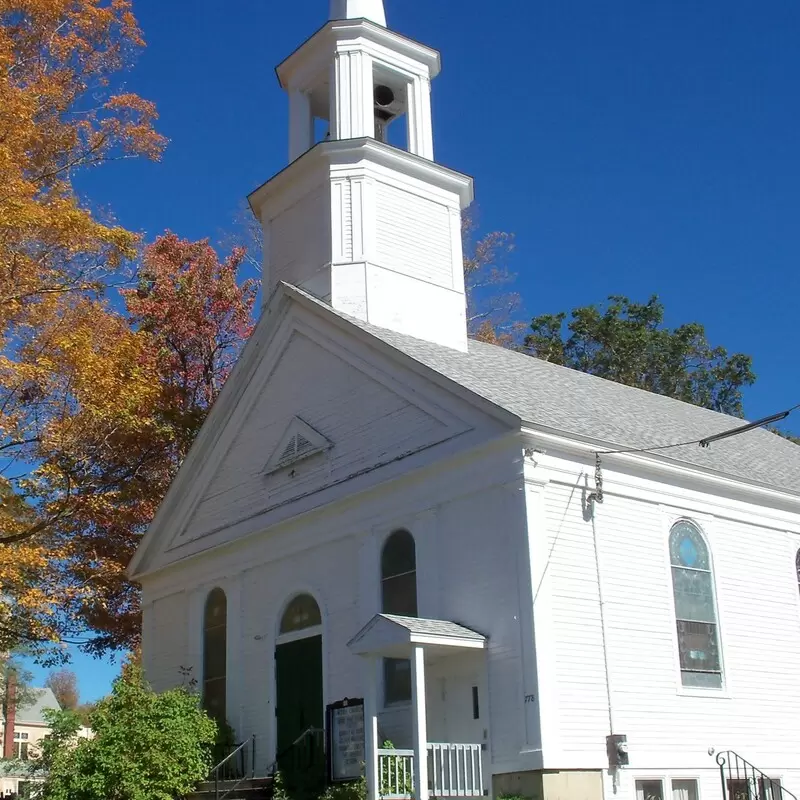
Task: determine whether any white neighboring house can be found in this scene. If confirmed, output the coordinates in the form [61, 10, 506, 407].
[129, 3, 800, 800]
[0, 688, 91, 797]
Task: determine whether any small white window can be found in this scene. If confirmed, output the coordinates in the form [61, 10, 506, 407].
[13, 731, 30, 761]
[636, 780, 664, 800]
[672, 780, 699, 800]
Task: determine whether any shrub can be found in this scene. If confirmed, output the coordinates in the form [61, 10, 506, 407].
[41, 665, 217, 800]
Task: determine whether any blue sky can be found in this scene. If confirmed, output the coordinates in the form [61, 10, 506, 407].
[61, 0, 799, 699]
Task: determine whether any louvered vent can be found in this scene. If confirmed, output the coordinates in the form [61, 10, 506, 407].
[265, 418, 332, 475]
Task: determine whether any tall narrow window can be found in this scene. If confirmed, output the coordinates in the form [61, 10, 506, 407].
[381, 530, 417, 705]
[203, 588, 227, 723]
[13, 731, 29, 761]
[669, 520, 722, 688]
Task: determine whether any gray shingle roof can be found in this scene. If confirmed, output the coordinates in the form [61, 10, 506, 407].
[17, 687, 61, 725]
[287, 285, 800, 496]
[381, 615, 486, 640]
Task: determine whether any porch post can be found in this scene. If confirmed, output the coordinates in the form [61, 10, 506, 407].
[363, 657, 379, 800]
[411, 646, 429, 800]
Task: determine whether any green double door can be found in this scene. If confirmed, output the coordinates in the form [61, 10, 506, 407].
[275, 635, 324, 787]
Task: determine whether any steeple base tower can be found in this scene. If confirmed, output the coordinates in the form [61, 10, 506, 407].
[250, 8, 474, 352]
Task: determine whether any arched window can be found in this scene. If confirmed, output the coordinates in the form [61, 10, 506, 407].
[669, 520, 722, 688]
[203, 588, 227, 722]
[381, 529, 417, 617]
[381, 530, 417, 705]
[280, 594, 322, 635]
[796, 550, 800, 595]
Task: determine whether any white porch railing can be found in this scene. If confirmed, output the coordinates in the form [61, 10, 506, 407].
[379, 743, 484, 799]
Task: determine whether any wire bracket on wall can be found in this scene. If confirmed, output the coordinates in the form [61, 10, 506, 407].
[588, 452, 604, 505]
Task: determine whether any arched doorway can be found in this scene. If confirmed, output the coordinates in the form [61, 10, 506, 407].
[275, 594, 324, 784]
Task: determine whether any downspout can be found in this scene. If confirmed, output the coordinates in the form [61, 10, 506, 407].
[588, 487, 619, 791]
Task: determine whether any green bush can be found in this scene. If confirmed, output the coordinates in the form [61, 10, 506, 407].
[41, 665, 217, 800]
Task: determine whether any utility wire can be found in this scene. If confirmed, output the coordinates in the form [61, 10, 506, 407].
[595, 402, 800, 458]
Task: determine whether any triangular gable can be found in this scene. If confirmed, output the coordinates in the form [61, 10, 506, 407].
[264, 416, 332, 475]
[129, 284, 518, 580]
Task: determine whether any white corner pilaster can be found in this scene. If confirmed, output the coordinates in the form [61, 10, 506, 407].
[288, 89, 314, 162]
[331, 50, 375, 141]
[407, 76, 434, 160]
[411, 646, 429, 800]
[363, 657, 380, 800]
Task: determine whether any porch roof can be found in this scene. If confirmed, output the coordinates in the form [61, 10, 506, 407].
[347, 614, 487, 658]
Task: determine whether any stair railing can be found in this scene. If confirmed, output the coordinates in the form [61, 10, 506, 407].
[716, 751, 798, 800]
[268, 725, 325, 777]
[211, 734, 256, 800]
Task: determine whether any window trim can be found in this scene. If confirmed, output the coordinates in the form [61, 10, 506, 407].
[635, 777, 666, 800]
[634, 775, 702, 800]
[662, 512, 728, 696]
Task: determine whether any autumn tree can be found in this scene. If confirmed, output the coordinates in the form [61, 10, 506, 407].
[462, 212, 519, 344]
[0, 0, 164, 652]
[45, 669, 79, 710]
[40, 235, 258, 653]
[523, 295, 756, 417]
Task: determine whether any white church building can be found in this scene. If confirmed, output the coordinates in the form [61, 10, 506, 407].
[129, 3, 800, 800]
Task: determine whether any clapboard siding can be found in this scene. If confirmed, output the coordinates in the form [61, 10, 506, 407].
[374, 182, 453, 288]
[143, 591, 188, 693]
[142, 440, 527, 776]
[268, 184, 330, 292]
[537, 463, 800, 774]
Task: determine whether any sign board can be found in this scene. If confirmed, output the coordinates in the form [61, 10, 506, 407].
[326, 698, 365, 783]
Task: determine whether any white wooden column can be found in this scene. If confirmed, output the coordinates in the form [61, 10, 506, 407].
[331, 50, 375, 140]
[289, 89, 314, 161]
[406, 76, 434, 160]
[363, 657, 380, 800]
[411, 646, 429, 800]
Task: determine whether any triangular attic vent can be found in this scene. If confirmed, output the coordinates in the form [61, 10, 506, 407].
[264, 417, 332, 475]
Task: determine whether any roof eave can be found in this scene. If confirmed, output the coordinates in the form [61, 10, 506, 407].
[521, 423, 800, 508]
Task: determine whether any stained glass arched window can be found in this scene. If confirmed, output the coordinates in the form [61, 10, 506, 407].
[381, 530, 417, 705]
[280, 594, 322, 634]
[669, 520, 722, 688]
[203, 588, 227, 722]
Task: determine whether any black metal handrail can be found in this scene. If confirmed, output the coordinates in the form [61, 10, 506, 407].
[268, 725, 325, 776]
[717, 751, 798, 800]
[211, 734, 256, 800]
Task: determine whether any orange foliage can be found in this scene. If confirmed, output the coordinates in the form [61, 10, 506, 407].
[0, 0, 164, 654]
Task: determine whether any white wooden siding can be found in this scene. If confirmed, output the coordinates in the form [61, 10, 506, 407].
[533, 455, 800, 781]
[268, 184, 330, 292]
[143, 591, 188, 693]
[142, 440, 527, 777]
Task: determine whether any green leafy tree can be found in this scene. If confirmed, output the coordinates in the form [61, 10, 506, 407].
[42, 665, 216, 800]
[523, 295, 756, 417]
[32, 708, 83, 775]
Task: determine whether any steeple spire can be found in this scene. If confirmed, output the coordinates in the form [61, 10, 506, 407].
[329, 0, 386, 27]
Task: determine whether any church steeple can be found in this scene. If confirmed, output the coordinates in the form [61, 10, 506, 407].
[248, 4, 474, 351]
[329, 0, 386, 27]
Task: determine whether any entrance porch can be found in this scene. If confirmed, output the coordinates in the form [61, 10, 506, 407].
[348, 615, 488, 800]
